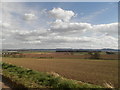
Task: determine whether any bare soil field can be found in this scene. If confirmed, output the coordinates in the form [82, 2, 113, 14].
[2, 57, 118, 87]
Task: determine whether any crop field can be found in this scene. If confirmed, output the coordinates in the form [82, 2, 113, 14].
[2, 57, 118, 87]
[22, 52, 118, 60]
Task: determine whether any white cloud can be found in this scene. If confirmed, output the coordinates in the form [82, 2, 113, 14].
[46, 36, 91, 43]
[0, 21, 11, 29]
[50, 19, 118, 38]
[49, 8, 75, 22]
[24, 40, 41, 44]
[50, 20, 92, 33]
[92, 35, 118, 49]
[24, 13, 36, 21]
[92, 23, 118, 36]
[1, 4, 118, 49]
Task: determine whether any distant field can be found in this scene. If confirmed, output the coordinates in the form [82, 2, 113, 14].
[2, 57, 118, 87]
[22, 52, 118, 60]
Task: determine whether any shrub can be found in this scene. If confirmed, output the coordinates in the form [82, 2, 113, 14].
[88, 51, 100, 59]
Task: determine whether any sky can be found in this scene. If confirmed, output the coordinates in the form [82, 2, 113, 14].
[0, 2, 118, 49]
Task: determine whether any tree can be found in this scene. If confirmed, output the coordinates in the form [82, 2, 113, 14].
[88, 51, 100, 59]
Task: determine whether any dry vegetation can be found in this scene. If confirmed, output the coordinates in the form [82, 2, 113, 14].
[2, 57, 118, 87]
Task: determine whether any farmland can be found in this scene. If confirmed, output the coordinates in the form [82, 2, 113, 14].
[2, 51, 118, 60]
[2, 63, 102, 88]
[2, 57, 118, 87]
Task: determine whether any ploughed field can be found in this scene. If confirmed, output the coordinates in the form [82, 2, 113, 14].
[2, 57, 118, 87]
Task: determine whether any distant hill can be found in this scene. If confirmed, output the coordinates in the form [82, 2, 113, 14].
[2, 48, 119, 52]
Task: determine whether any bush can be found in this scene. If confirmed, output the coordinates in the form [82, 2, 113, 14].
[88, 52, 100, 59]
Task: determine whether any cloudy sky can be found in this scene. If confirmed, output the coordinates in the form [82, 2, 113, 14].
[0, 2, 118, 49]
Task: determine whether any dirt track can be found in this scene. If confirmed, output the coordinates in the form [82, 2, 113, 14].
[0, 82, 10, 89]
[3, 57, 118, 87]
[0, 74, 11, 89]
[1, 74, 27, 89]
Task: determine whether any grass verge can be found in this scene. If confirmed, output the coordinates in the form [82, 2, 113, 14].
[1, 62, 103, 89]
